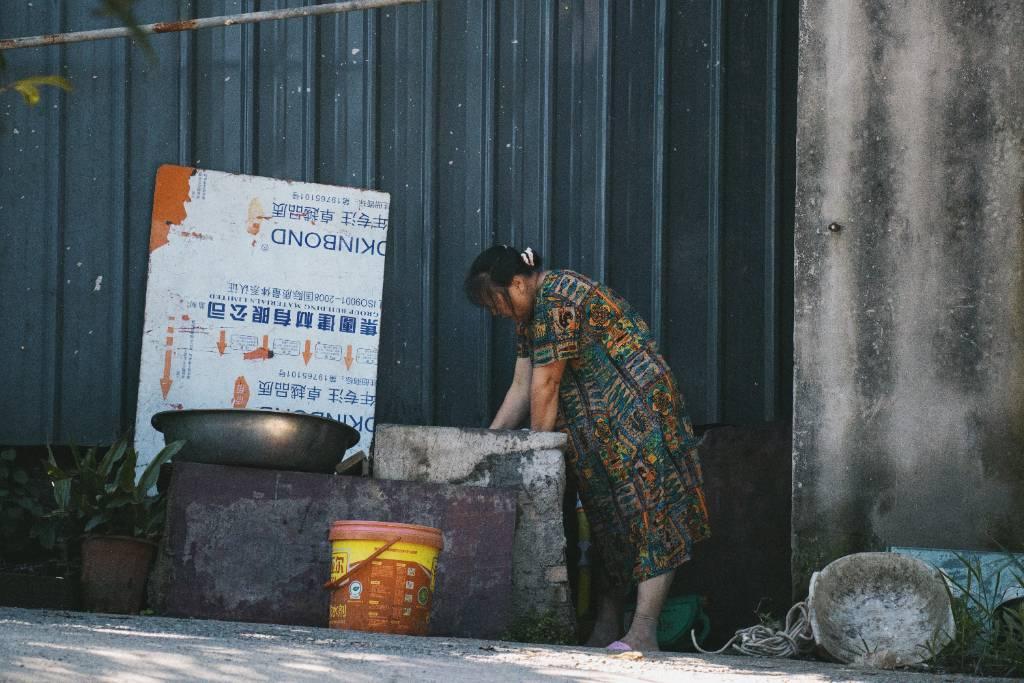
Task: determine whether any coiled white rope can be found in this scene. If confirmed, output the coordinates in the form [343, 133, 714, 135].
[692, 602, 816, 658]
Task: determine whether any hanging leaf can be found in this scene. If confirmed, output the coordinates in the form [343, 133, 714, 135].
[46, 445, 72, 480]
[137, 440, 185, 495]
[69, 442, 84, 473]
[95, 0, 154, 60]
[98, 437, 129, 479]
[10, 75, 72, 107]
[84, 512, 110, 533]
[84, 445, 99, 470]
[103, 497, 133, 509]
[119, 447, 138, 493]
[52, 478, 71, 512]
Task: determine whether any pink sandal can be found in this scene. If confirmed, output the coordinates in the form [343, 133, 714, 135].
[606, 640, 634, 651]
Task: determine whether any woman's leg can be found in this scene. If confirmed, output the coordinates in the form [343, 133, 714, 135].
[584, 570, 626, 647]
[619, 569, 675, 651]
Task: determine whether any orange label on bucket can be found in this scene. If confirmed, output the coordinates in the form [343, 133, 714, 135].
[329, 538, 440, 636]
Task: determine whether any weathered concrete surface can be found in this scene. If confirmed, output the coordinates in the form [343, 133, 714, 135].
[793, 0, 1024, 591]
[149, 463, 517, 638]
[2, 608, 1007, 683]
[674, 423, 792, 645]
[373, 425, 572, 631]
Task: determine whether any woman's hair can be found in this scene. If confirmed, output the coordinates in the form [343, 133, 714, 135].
[464, 244, 543, 309]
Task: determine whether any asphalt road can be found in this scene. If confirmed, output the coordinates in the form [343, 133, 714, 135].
[0, 608, 1007, 682]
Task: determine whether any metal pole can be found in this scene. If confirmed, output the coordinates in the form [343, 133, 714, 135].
[0, 0, 424, 51]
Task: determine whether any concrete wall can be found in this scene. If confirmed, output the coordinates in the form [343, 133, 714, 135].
[372, 425, 573, 633]
[150, 462, 518, 638]
[793, 0, 1024, 592]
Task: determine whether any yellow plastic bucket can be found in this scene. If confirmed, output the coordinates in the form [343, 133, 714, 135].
[326, 520, 443, 635]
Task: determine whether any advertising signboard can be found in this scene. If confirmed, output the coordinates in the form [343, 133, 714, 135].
[134, 165, 389, 468]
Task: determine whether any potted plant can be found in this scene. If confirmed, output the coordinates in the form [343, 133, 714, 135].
[0, 448, 78, 609]
[47, 437, 184, 614]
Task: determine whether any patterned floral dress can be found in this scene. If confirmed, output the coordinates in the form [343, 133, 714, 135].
[517, 270, 711, 586]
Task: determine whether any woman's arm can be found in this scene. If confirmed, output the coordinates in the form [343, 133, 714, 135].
[489, 356, 534, 429]
[529, 359, 566, 432]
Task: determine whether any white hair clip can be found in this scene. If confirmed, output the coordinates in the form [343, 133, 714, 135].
[520, 247, 535, 267]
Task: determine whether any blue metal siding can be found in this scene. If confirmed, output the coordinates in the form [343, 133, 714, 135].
[377, 0, 438, 426]
[0, 0, 796, 444]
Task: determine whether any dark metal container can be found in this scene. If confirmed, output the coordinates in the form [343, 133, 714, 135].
[151, 409, 359, 474]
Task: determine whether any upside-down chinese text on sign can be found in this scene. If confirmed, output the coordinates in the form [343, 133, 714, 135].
[134, 165, 389, 468]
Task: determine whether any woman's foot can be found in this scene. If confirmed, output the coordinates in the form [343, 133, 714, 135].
[584, 589, 626, 647]
[618, 614, 660, 651]
[584, 618, 623, 647]
[617, 570, 675, 651]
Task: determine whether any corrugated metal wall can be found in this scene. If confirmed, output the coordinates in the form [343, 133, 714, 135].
[0, 0, 797, 445]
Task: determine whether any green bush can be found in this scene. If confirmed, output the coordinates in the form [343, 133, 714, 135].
[0, 449, 59, 557]
[924, 551, 1024, 678]
[46, 437, 184, 540]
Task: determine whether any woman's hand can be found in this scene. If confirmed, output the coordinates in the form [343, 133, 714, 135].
[529, 360, 566, 432]
[489, 357, 533, 429]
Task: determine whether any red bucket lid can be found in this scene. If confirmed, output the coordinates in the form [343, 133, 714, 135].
[329, 520, 444, 550]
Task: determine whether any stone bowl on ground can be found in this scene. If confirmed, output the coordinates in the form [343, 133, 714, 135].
[151, 409, 359, 474]
[808, 552, 954, 668]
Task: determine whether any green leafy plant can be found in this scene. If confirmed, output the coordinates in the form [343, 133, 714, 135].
[922, 551, 1024, 677]
[46, 437, 184, 540]
[1, 449, 44, 554]
[0, 448, 69, 558]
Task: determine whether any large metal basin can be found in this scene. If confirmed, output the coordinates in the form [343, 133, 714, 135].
[808, 552, 954, 668]
[151, 409, 360, 474]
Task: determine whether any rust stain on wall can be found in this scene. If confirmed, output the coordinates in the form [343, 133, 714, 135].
[150, 165, 195, 253]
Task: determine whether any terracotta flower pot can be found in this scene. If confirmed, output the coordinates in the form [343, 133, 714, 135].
[80, 535, 157, 614]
